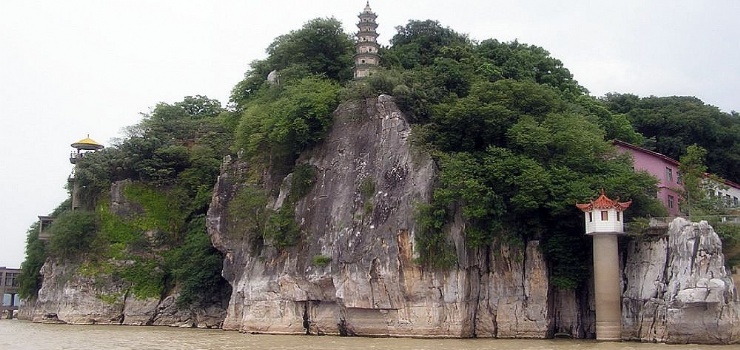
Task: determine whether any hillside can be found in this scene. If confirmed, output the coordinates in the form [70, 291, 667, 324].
[17, 17, 739, 340]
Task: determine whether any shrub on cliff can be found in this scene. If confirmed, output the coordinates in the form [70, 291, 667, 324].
[234, 76, 340, 165]
[18, 222, 45, 299]
[48, 210, 98, 261]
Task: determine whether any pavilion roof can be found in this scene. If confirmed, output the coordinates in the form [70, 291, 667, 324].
[71, 135, 104, 150]
[576, 189, 632, 212]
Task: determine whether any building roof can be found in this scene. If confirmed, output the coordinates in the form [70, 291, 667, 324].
[576, 189, 632, 212]
[614, 139, 740, 191]
[71, 135, 104, 150]
[359, 1, 377, 18]
[719, 177, 740, 191]
[612, 139, 680, 167]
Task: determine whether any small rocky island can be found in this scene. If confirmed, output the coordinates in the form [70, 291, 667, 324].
[15, 2, 740, 345]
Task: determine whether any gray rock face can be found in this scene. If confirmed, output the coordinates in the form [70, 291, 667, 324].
[622, 217, 740, 344]
[207, 96, 551, 337]
[20, 258, 225, 328]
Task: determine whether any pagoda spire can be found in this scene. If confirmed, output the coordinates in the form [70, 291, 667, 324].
[353, 1, 379, 79]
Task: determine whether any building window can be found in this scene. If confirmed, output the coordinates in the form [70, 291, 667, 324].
[734, 197, 738, 207]
[5, 274, 16, 287]
[677, 171, 682, 185]
[588, 212, 593, 222]
[665, 167, 673, 182]
[617, 212, 621, 222]
[668, 195, 675, 209]
[601, 211, 608, 221]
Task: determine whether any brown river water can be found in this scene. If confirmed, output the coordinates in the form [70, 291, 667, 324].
[0, 320, 732, 350]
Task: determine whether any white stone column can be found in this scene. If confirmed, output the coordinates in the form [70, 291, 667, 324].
[592, 233, 621, 341]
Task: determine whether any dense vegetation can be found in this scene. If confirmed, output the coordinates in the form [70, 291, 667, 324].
[19, 17, 738, 301]
[601, 94, 740, 183]
[19, 96, 233, 306]
[361, 20, 664, 288]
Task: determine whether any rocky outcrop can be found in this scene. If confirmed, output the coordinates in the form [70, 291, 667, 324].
[207, 95, 551, 337]
[18, 258, 224, 328]
[622, 218, 740, 344]
[18, 179, 226, 328]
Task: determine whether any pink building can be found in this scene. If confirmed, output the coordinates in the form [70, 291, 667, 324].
[613, 140, 683, 216]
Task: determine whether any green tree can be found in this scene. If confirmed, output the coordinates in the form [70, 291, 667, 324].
[18, 222, 46, 299]
[48, 210, 98, 261]
[475, 39, 586, 96]
[235, 76, 340, 163]
[387, 20, 471, 68]
[231, 17, 354, 107]
[679, 144, 730, 216]
[267, 17, 354, 82]
[167, 216, 228, 307]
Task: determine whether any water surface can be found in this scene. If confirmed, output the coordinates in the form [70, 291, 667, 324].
[0, 320, 729, 350]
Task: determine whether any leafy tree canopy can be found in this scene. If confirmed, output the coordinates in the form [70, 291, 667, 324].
[386, 20, 471, 68]
[231, 17, 354, 107]
[234, 75, 341, 169]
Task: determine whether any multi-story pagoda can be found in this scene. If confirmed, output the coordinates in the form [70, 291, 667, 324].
[354, 2, 379, 79]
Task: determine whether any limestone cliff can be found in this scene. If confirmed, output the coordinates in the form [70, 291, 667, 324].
[208, 96, 551, 337]
[622, 218, 740, 343]
[208, 96, 740, 343]
[18, 260, 211, 327]
[20, 263, 224, 328]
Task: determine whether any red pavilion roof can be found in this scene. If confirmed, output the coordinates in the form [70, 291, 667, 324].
[576, 189, 632, 212]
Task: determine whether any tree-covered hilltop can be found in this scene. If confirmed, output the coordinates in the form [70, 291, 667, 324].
[19, 17, 736, 301]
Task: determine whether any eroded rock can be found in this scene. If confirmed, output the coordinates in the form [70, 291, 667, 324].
[622, 218, 740, 344]
[207, 96, 551, 337]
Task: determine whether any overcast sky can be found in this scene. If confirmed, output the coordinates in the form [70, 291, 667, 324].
[1, 0, 738, 268]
